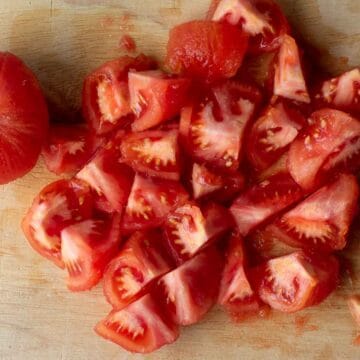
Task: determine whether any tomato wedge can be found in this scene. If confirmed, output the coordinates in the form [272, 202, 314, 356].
[120, 128, 181, 180]
[82, 55, 155, 134]
[348, 295, 360, 328]
[288, 109, 360, 190]
[250, 251, 339, 313]
[154, 246, 223, 326]
[95, 293, 179, 354]
[21, 179, 94, 268]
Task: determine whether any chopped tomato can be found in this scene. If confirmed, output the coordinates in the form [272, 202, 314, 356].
[259, 174, 359, 252]
[210, 0, 290, 54]
[247, 101, 306, 171]
[0, 52, 49, 184]
[274, 35, 310, 103]
[348, 295, 360, 328]
[230, 173, 303, 236]
[103, 230, 174, 310]
[154, 246, 223, 326]
[288, 109, 360, 190]
[218, 233, 263, 318]
[95, 293, 179, 354]
[129, 70, 190, 132]
[120, 128, 181, 180]
[122, 174, 189, 232]
[76, 130, 134, 213]
[250, 251, 340, 312]
[21, 179, 94, 268]
[165, 20, 248, 83]
[82, 54, 155, 135]
[61, 213, 121, 291]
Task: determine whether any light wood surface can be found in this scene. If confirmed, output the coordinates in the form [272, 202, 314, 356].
[0, 1, 360, 359]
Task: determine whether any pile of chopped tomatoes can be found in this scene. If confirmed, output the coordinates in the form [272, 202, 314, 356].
[22, 0, 360, 354]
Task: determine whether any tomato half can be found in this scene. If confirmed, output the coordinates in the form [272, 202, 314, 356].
[0, 52, 49, 184]
[129, 70, 190, 132]
[61, 212, 121, 291]
[103, 229, 174, 310]
[165, 20, 249, 83]
[21, 179, 94, 268]
[288, 109, 360, 190]
[82, 54, 155, 135]
[348, 295, 360, 328]
[154, 246, 223, 326]
[250, 251, 339, 313]
[95, 293, 179, 354]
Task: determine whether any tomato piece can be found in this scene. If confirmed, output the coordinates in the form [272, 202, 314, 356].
[288, 109, 360, 190]
[180, 81, 259, 171]
[250, 251, 339, 313]
[103, 230, 173, 310]
[120, 128, 181, 180]
[218, 233, 263, 318]
[95, 293, 179, 354]
[21, 179, 93, 268]
[259, 174, 359, 252]
[82, 54, 155, 135]
[129, 70, 190, 132]
[61, 213, 121, 291]
[77, 130, 134, 213]
[164, 202, 233, 264]
[0, 52, 49, 184]
[230, 173, 303, 236]
[247, 101, 306, 171]
[122, 174, 189, 232]
[165, 20, 248, 83]
[348, 295, 360, 328]
[154, 246, 223, 326]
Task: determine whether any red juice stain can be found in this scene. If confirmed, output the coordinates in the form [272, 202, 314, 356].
[294, 315, 319, 335]
[353, 334, 360, 346]
[119, 35, 137, 53]
[100, 15, 114, 28]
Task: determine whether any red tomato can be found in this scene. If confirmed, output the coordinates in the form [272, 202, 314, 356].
[82, 55, 155, 135]
[103, 229, 174, 310]
[288, 109, 360, 191]
[230, 173, 303, 236]
[0, 52, 49, 184]
[122, 174, 189, 232]
[180, 81, 260, 171]
[154, 246, 223, 326]
[120, 128, 181, 180]
[61, 213, 121, 291]
[129, 70, 190, 132]
[21, 179, 93, 268]
[273, 35, 310, 103]
[259, 174, 359, 252]
[218, 233, 263, 318]
[348, 295, 360, 328]
[95, 293, 179, 354]
[77, 130, 134, 213]
[247, 101, 306, 171]
[165, 20, 249, 83]
[210, 0, 290, 54]
[250, 251, 339, 312]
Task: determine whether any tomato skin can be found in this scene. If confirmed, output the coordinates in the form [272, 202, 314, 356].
[82, 55, 155, 135]
[0, 52, 49, 184]
[21, 179, 94, 268]
[95, 293, 179, 354]
[165, 20, 249, 83]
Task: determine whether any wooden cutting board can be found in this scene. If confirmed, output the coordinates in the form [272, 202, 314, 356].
[0, 1, 360, 359]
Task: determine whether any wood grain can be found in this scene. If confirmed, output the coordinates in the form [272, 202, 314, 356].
[0, 1, 360, 359]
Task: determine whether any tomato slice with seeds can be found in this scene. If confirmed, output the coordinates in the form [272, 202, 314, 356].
[120, 128, 181, 180]
[250, 251, 339, 313]
[21, 179, 94, 268]
[129, 70, 190, 132]
[95, 293, 179, 354]
[230, 173, 303, 236]
[154, 246, 223, 326]
[103, 230, 174, 310]
[247, 101, 306, 171]
[122, 174, 189, 233]
[61, 213, 121, 291]
[288, 109, 360, 191]
[348, 295, 360, 328]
